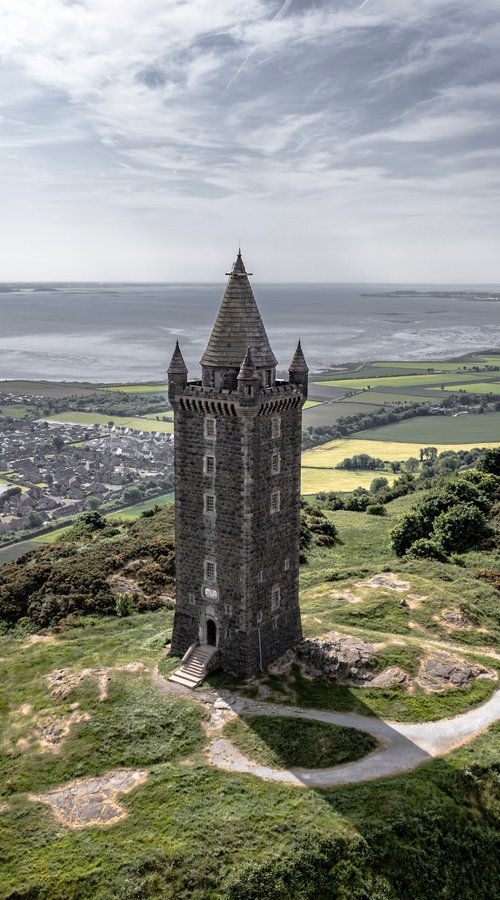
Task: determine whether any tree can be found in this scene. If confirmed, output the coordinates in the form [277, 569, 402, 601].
[370, 476, 389, 494]
[478, 447, 500, 476]
[390, 511, 426, 556]
[433, 504, 491, 552]
[26, 510, 43, 529]
[53, 435, 64, 451]
[405, 457, 419, 472]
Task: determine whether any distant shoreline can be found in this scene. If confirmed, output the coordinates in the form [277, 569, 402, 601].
[361, 290, 500, 301]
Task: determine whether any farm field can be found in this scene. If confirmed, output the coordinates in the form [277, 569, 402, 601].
[0, 380, 97, 398]
[355, 412, 500, 444]
[302, 401, 378, 428]
[98, 383, 168, 393]
[319, 372, 500, 390]
[301, 466, 395, 494]
[0, 405, 33, 418]
[41, 412, 174, 433]
[429, 382, 500, 395]
[338, 391, 427, 405]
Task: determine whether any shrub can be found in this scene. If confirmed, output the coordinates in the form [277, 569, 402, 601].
[390, 511, 426, 556]
[405, 538, 448, 562]
[367, 503, 386, 516]
[116, 592, 134, 617]
[433, 504, 491, 552]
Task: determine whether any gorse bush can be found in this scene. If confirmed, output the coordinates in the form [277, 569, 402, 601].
[390, 464, 499, 559]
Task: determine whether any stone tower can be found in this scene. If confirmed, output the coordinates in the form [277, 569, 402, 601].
[168, 251, 308, 677]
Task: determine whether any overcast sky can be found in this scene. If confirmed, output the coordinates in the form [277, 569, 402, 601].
[0, 0, 499, 282]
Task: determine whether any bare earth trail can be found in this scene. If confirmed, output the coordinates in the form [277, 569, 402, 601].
[152, 669, 500, 789]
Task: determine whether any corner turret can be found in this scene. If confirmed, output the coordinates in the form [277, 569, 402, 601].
[288, 340, 309, 399]
[237, 346, 260, 404]
[168, 340, 188, 400]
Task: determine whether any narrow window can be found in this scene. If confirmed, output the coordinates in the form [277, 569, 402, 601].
[271, 585, 281, 610]
[205, 418, 216, 440]
[284, 558, 290, 571]
[204, 493, 216, 514]
[271, 451, 280, 474]
[266, 369, 272, 387]
[205, 454, 215, 475]
[257, 610, 263, 624]
[273, 619, 278, 630]
[272, 416, 281, 439]
[224, 603, 232, 616]
[205, 559, 216, 580]
[188, 592, 195, 605]
[257, 570, 264, 584]
[271, 489, 280, 514]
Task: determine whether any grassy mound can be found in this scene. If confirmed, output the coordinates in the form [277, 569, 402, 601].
[222, 714, 376, 769]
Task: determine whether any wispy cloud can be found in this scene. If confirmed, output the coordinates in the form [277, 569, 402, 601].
[0, 0, 498, 280]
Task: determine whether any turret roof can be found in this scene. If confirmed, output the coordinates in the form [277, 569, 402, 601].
[237, 346, 258, 381]
[168, 340, 188, 375]
[200, 251, 277, 369]
[289, 339, 309, 373]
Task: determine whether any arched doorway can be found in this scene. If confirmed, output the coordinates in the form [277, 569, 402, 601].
[206, 619, 217, 646]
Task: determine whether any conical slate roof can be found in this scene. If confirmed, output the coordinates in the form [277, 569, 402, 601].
[200, 251, 278, 369]
[237, 346, 258, 381]
[168, 340, 188, 375]
[289, 339, 308, 373]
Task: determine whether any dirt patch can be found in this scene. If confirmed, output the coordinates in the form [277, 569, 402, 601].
[436, 609, 472, 631]
[35, 709, 91, 753]
[29, 768, 148, 828]
[331, 591, 362, 604]
[405, 594, 428, 609]
[48, 662, 147, 701]
[358, 573, 410, 592]
[21, 634, 56, 649]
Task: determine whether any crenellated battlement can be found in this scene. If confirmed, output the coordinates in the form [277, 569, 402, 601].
[171, 378, 304, 416]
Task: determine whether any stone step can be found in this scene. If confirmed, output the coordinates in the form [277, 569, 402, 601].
[169, 672, 202, 688]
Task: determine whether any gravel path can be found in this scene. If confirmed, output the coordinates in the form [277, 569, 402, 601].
[152, 667, 500, 788]
[208, 691, 500, 787]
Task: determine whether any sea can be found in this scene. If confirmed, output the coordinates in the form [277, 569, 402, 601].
[1, 282, 499, 383]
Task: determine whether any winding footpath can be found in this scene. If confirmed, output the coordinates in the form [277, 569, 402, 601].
[153, 669, 500, 789]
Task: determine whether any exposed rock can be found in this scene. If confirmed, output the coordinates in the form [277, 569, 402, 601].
[415, 652, 494, 692]
[267, 648, 296, 676]
[442, 610, 471, 628]
[358, 573, 410, 592]
[29, 768, 148, 828]
[297, 632, 375, 683]
[369, 667, 409, 688]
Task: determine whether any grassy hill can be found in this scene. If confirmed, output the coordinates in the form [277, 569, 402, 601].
[0, 469, 499, 898]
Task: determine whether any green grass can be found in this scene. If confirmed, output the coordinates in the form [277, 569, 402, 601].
[428, 382, 500, 395]
[222, 715, 377, 768]
[303, 400, 322, 409]
[355, 412, 500, 444]
[0, 605, 499, 898]
[42, 412, 174, 432]
[107, 493, 175, 520]
[320, 373, 498, 390]
[283, 667, 498, 722]
[0, 405, 34, 418]
[33, 525, 75, 543]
